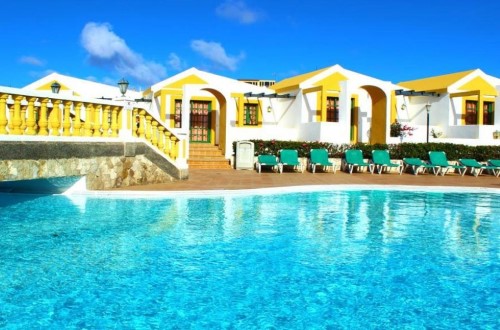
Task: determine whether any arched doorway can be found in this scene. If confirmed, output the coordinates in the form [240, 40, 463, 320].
[361, 85, 388, 144]
[190, 88, 228, 154]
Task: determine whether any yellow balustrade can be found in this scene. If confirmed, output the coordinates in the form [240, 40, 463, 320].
[84, 103, 93, 137]
[20, 105, 27, 132]
[93, 104, 102, 137]
[25, 97, 37, 135]
[38, 98, 49, 136]
[164, 131, 172, 155]
[50, 99, 61, 136]
[12, 96, 23, 135]
[111, 106, 119, 137]
[132, 109, 139, 137]
[0, 89, 185, 164]
[102, 105, 110, 137]
[145, 115, 152, 141]
[0, 94, 8, 134]
[73, 102, 83, 136]
[151, 121, 158, 146]
[138, 110, 146, 138]
[63, 101, 72, 136]
[158, 126, 165, 151]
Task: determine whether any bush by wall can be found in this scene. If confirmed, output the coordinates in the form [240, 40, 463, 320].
[233, 140, 500, 161]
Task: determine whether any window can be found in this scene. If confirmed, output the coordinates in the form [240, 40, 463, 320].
[483, 101, 494, 125]
[243, 103, 258, 126]
[174, 99, 182, 128]
[326, 97, 339, 122]
[465, 100, 477, 125]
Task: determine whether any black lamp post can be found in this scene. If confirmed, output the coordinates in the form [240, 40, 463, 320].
[51, 81, 61, 94]
[425, 102, 431, 143]
[118, 78, 129, 97]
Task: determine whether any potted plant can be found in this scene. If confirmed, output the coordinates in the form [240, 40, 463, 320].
[390, 120, 416, 141]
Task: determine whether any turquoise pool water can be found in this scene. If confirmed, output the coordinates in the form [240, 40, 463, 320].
[0, 189, 498, 329]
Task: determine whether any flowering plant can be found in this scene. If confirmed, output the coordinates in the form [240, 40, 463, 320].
[390, 120, 416, 138]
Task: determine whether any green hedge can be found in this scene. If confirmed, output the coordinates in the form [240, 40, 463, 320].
[233, 140, 500, 161]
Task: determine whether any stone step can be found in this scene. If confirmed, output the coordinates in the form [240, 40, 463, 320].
[188, 143, 232, 169]
[188, 159, 232, 169]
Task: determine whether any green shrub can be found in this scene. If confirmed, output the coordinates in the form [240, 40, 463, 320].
[233, 140, 500, 161]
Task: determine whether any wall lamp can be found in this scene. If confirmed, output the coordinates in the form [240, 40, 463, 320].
[267, 105, 272, 113]
[117, 78, 129, 97]
[51, 81, 61, 94]
[401, 103, 406, 111]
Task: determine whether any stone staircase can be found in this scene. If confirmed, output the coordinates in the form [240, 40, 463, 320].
[188, 143, 232, 169]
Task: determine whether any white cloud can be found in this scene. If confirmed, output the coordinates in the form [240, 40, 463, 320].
[80, 22, 166, 85]
[190, 40, 244, 71]
[168, 53, 185, 71]
[215, 0, 260, 24]
[19, 56, 45, 66]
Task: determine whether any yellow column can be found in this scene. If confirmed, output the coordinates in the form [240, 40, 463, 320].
[145, 115, 152, 141]
[8, 102, 14, 133]
[0, 94, 8, 134]
[50, 99, 61, 136]
[160, 90, 166, 121]
[237, 96, 244, 126]
[164, 131, 171, 154]
[138, 110, 146, 138]
[132, 109, 139, 137]
[93, 104, 102, 137]
[11, 96, 24, 134]
[111, 106, 119, 137]
[158, 126, 165, 152]
[170, 136, 177, 159]
[73, 102, 83, 136]
[320, 87, 326, 122]
[84, 103, 93, 137]
[478, 94, 484, 125]
[151, 121, 158, 146]
[20, 105, 27, 133]
[25, 97, 37, 135]
[102, 105, 110, 137]
[63, 101, 72, 136]
[38, 98, 49, 136]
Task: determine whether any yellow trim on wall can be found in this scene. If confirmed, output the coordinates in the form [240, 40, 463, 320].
[390, 91, 397, 124]
[458, 76, 498, 96]
[398, 69, 474, 91]
[238, 98, 262, 128]
[350, 95, 359, 143]
[313, 72, 348, 91]
[164, 74, 208, 89]
[167, 91, 183, 128]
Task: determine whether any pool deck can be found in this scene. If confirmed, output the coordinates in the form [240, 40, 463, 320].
[116, 168, 500, 191]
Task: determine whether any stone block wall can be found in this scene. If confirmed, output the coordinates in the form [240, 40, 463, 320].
[0, 141, 188, 190]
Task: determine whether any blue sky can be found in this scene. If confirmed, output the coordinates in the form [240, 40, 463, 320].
[1, 0, 499, 90]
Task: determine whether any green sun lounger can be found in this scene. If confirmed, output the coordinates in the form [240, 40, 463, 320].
[279, 149, 304, 173]
[344, 149, 374, 174]
[403, 158, 438, 175]
[487, 159, 500, 177]
[309, 148, 336, 173]
[256, 154, 282, 173]
[428, 151, 466, 176]
[458, 158, 499, 177]
[372, 150, 403, 174]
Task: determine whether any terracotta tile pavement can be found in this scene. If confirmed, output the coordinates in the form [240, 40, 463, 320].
[116, 168, 500, 191]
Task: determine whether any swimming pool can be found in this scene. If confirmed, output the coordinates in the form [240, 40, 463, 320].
[0, 188, 498, 329]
